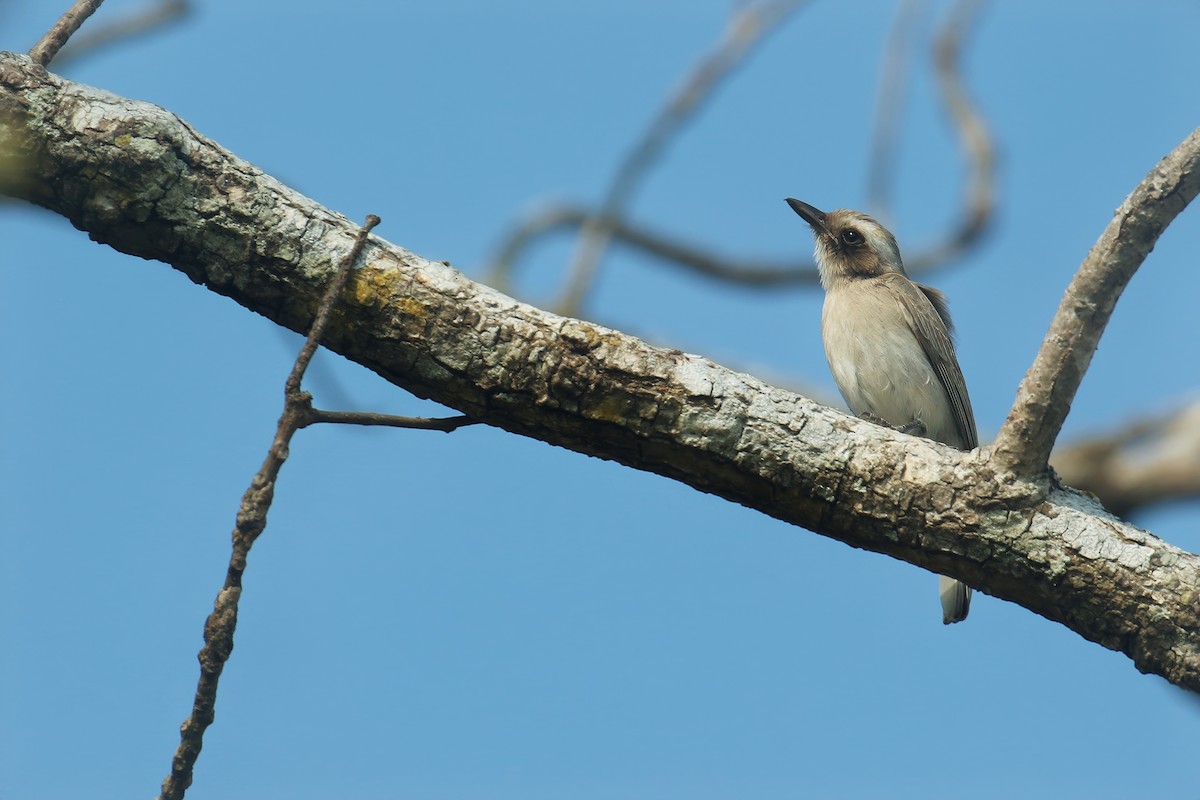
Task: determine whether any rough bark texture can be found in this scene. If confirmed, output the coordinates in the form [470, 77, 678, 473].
[2, 52, 1198, 690]
[992, 127, 1200, 476]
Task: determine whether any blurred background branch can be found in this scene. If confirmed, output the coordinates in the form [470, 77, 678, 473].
[486, 0, 994, 306]
[921, 0, 994, 264]
[1052, 400, 1200, 519]
[53, 0, 189, 66]
[867, 0, 927, 221]
[487, 0, 811, 306]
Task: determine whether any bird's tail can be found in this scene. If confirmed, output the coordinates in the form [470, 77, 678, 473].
[939, 575, 971, 624]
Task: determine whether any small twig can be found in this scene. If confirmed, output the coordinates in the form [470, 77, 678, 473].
[991, 128, 1200, 477]
[54, 0, 190, 66]
[489, 205, 824, 289]
[158, 215, 380, 800]
[298, 404, 479, 432]
[28, 0, 106, 67]
[552, 0, 809, 315]
[286, 216, 381, 395]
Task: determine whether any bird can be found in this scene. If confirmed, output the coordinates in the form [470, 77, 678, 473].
[785, 197, 977, 624]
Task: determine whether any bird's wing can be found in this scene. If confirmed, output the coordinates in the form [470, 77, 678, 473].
[917, 283, 954, 335]
[882, 273, 978, 449]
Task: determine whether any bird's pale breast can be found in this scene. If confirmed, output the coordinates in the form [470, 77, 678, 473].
[821, 283, 964, 448]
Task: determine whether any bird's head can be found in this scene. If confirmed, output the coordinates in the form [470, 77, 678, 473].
[785, 198, 905, 290]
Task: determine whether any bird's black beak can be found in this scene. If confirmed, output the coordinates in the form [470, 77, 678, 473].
[785, 198, 828, 234]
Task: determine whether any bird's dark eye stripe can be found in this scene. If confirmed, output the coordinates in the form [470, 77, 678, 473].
[841, 229, 864, 245]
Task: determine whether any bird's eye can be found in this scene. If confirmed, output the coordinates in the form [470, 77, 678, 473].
[841, 229, 864, 246]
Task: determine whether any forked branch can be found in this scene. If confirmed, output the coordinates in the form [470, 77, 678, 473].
[158, 216, 380, 800]
[992, 126, 1200, 476]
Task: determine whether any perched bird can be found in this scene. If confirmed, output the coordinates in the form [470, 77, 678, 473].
[785, 198, 977, 624]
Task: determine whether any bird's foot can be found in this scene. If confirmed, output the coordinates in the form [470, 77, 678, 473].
[858, 413, 926, 438]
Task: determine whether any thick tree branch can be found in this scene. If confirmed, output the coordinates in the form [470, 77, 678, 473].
[992, 126, 1200, 476]
[2, 53, 1198, 691]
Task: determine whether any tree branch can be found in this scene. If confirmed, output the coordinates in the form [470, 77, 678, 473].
[555, 0, 808, 315]
[297, 402, 478, 432]
[991, 126, 1200, 476]
[159, 215, 379, 800]
[485, 198, 970, 296]
[487, 0, 995, 297]
[28, 0, 106, 67]
[489, 204, 826, 290]
[2, 52, 1198, 691]
[921, 0, 995, 264]
[867, 0, 926, 218]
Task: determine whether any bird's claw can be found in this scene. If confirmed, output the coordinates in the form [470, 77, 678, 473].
[858, 413, 926, 439]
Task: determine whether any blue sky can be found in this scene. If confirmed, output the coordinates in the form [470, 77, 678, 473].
[3, 1, 1199, 798]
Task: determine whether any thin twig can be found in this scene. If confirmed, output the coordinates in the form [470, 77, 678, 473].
[28, 0, 106, 67]
[286, 217, 380, 395]
[298, 404, 479, 432]
[552, 0, 809, 315]
[158, 215, 380, 800]
[991, 127, 1200, 477]
[54, 0, 190, 66]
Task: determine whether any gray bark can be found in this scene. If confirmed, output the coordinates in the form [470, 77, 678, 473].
[2, 52, 1198, 691]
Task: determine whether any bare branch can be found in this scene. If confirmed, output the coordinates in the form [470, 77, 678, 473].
[486, 192, 975, 294]
[922, 0, 995, 265]
[298, 404, 479, 432]
[867, 0, 928, 219]
[488, 0, 993, 297]
[553, 0, 810, 314]
[992, 126, 1200, 476]
[28, 0, 106, 67]
[4, 52, 1199, 691]
[286, 215, 380, 395]
[488, 204, 824, 290]
[158, 216, 379, 800]
[1053, 400, 1200, 518]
